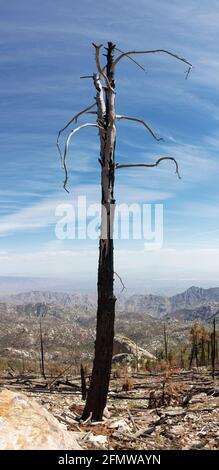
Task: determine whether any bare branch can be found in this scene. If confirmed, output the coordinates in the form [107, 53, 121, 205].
[114, 47, 147, 74]
[63, 123, 104, 192]
[80, 75, 93, 79]
[116, 115, 163, 142]
[92, 43, 115, 93]
[59, 103, 97, 133]
[114, 271, 125, 292]
[57, 103, 97, 161]
[112, 49, 192, 78]
[114, 156, 181, 179]
[185, 66, 192, 80]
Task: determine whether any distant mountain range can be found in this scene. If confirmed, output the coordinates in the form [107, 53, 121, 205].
[122, 286, 219, 319]
[1, 285, 219, 322]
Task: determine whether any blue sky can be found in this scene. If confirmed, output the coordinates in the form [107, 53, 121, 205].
[1, 0, 219, 292]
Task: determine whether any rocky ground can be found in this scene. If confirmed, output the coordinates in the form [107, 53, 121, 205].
[0, 291, 218, 450]
[0, 368, 218, 450]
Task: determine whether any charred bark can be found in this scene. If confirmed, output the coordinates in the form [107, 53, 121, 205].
[200, 336, 206, 366]
[189, 344, 195, 370]
[163, 323, 168, 362]
[80, 364, 87, 400]
[82, 43, 116, 421]
[39, 316, 46, 379]
[207, 340, 210, 364]
[211, 318, 216, 380]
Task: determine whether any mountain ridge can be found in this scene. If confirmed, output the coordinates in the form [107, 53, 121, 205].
[1, 285, 219, 321]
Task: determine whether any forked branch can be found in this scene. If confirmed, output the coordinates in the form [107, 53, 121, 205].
[116, 115, 163, 141]
[115, 156, 181, 179]
[57, 102, 96, 160]
[112, 49, 192, 78]
[92, 43, 115, 92]
[63, 123, 104, 192]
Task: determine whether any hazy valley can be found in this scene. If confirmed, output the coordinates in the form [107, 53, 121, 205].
[0, 285, 218, 371]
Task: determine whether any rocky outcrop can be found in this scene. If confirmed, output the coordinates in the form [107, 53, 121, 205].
[113, 335, 155, 360]
[165, 304, 215, 322]
[169, 286, 219, 311]
[121, 294, 171, 317]
[112, 353, 134, 365]
[0, 389, 81, 450]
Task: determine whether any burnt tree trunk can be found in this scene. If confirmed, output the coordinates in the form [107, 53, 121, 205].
[80, 364, 87, 400]
[180, 348, 184, 369]
[211, 318, 216, 379]
[189, 344, 194, 369]
[207, 340, 210, 364]
[194, 340, 199, 368]
[200, 336, 206, 366]
[163, 323, 168, 362]
[82, 43, 116, 421]
[39, 316, 46, 379]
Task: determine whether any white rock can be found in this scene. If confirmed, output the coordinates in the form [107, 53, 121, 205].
[190, 393, 207, 404]
[0, 389, 81, 450]
[88, 434, 107, 447]
[169, 425, 185, 435]
[109, 419, 129, 430]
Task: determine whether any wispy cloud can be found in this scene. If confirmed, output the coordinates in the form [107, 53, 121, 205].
[1, 0, 219, 284]
[0, 182, 172, 237]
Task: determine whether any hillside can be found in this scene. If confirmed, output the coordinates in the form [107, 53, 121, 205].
[0, 302, 200, 367]
[164, 304, 216, 322]
[0, 285, 218, 368]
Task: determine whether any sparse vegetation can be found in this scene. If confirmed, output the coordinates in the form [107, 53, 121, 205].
[0, 288, 218, 451]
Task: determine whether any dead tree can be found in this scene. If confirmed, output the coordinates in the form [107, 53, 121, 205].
[189, 343, 195, 370]
[211, 318, 216, 379]
[207, 340, 210, 364]
[199, 325, 209, 366]
[57, 42, 192, 421]
[80, 364, 87, 400]
[39, 315, 46, 379]
[180, 347, 186, 369]
[189, 324, 200, 369]
[200, 335, 206, 366]
[163, 323, 168, 362]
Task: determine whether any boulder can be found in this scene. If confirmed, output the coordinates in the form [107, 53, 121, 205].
[0, 388, 81, 450]
[112, 353, 133, 365]
[113, 335, 155, 360]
